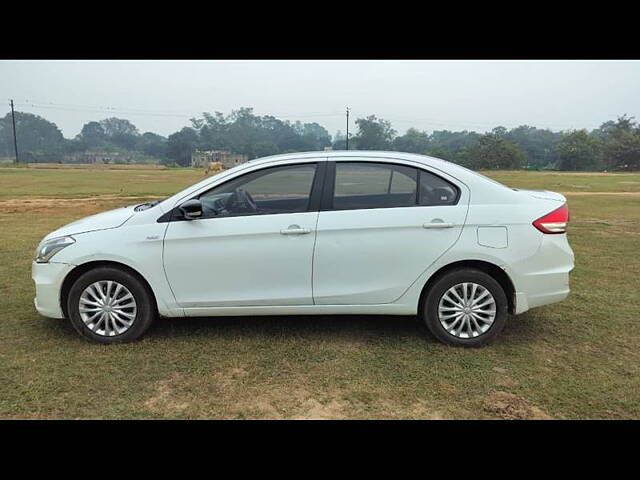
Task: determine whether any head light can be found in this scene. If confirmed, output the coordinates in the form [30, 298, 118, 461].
[34, 236, 75, 263]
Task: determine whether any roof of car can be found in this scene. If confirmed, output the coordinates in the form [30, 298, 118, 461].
[245, 150, 455, 169]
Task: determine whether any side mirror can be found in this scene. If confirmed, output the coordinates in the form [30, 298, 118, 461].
[179, 199, 203, 220]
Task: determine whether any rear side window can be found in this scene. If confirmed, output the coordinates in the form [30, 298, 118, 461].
[333, 162, 417, 210]
[419, 170, 459, 206]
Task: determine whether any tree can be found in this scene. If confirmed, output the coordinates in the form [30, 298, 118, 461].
[332, 130, 347, 150]
[299, 122, 332, 151]
[491, 126, 508, 139]
[167, 127, 199, 166]
[253, 141, 279, 158]
[593, 115, 640, 171]
[263, 116, 301, 153]
[0, 111, 65, 161]
[427, 130, 481, 164]
[195, 112, 228, 151]
[137, 132, 168, 159]
[190, 109, 333, 158]
[353, 115, 396, 150]
[603, 130, 640, 171]
[464, 134, 526, 170]
[504, 125, 561, 169]
[224, 107, 262, 158]
[556, 130, 602, 171]
[75, 121, 107, 149]
[393, 128, 430, 154]
[99, 117, 140, 150]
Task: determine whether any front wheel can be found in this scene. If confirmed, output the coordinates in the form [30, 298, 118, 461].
[67, 267, 156, 344]
[423, 268, 508, 347]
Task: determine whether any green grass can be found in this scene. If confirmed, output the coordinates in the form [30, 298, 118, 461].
[483, 170, 640, 193]
[0, 167, 204, 199]
[1, 167, 639, 419]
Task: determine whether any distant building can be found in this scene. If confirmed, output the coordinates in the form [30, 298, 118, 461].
[191, 150, 249, 169]
[64, 151, 129, 164]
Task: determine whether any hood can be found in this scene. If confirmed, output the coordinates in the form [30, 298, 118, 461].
[517, 189, 567, 203]
[44, 206, 135, 241]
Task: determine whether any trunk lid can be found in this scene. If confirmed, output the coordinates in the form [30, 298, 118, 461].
[517, 189, 566, 203]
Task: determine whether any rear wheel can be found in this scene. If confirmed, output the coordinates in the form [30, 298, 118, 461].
[67, 267, 156, 344]
[422, 268, 508, 347]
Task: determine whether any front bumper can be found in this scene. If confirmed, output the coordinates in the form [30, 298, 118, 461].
[32, 261, 75, 319]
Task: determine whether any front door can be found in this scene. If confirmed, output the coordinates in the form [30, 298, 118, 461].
[163, 162, 322, 308]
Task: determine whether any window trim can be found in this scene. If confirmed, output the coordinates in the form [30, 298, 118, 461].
[159, 162, 325, 222]
[321, 160, 460, 212]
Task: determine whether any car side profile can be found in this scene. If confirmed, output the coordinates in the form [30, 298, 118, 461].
[32, 151, 574, 347]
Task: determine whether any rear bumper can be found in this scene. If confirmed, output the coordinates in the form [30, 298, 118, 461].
[32, 261, 75, 319]
[512, 233, 574, 314]
[514, 276, 570, 314]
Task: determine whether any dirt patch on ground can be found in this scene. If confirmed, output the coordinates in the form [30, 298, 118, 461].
[404, 399, 448, 419]
[144, 376, 191, 413]
[0, 196, 163, 215]
[214, 366, 249, 389]
[483, 391, 551, 420]
[520, 172, 637, 176]
[24, 163, 168, 170]
[140, 369, 353, 419]
[291, 392, 350, 420]
[239, 386, 350, 420]
[143, 367, 250, 417]
[562, 191, 640, 196]
[0, 195, 162, 207]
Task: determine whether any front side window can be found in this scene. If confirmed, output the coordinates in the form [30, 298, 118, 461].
[333, 162, 418, 210]
[199, 163, 317, 218]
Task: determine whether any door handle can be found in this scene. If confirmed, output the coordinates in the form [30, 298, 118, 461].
[280, 224, 312, 235]
[423, 222, 454, 229]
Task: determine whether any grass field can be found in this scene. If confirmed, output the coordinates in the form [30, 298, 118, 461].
[1, 166, 639, 419]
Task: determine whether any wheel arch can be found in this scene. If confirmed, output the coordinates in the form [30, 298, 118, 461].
[60, 260, 158, 318]
[417, 259, 516, 316]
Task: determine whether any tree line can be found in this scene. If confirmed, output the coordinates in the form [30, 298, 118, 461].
[1, 107, 639, 171]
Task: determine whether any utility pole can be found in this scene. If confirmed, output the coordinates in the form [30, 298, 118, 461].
[10, 100, 19, 164]
[345, 107, 350, 150]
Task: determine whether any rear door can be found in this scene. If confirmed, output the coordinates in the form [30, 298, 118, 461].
[312, 159, 469, 305]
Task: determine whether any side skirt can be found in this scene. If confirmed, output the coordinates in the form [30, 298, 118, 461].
[183, 303, 417, 317]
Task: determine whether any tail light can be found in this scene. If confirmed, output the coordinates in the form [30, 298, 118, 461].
[533, 203, 569, 234]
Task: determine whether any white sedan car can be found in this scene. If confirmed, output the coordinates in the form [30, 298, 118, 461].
[32, 151, 574, 347]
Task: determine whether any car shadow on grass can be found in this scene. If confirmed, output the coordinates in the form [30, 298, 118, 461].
[149, 314, 435, 343]
[149, 312, 544, 344]
[41, 311, 542, 347]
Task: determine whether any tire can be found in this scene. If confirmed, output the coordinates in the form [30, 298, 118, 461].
[422, 268, 508, 347]
[67, 267, 156, 344]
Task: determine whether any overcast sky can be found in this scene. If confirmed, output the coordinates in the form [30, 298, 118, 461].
[1, 60, 639, 138]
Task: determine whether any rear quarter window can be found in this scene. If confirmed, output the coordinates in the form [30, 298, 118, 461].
[418, 170, 460, 206]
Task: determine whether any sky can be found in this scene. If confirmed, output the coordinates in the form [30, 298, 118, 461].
[1, 60, 639, 139]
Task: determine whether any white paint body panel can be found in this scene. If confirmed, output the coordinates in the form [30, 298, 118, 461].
[163, 211, 319, 307]
[32, 151, 574, 321]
